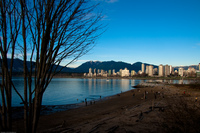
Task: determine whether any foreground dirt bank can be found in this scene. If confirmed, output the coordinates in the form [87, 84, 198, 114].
[13, 83, 200, 133]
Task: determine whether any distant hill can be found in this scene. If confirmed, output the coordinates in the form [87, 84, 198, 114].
[0, 58, 75, 73]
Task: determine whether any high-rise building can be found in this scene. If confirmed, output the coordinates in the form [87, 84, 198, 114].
[113, 69, 116, 76]
[159, 64, 164, 77]
[187, 67, 196, 77]
[169, 65, 172, 74]
[148, 65, 153, 77]
[153, 68, 158, 75]
[108, 70, 111, 76]
[93, 68, 96, 76]
[199, 63, 200, 70]
[165, 64, 170, 77]
[131, 70, 136, 76]
[179, 68, 184, 77]
[141, 63, 145, 73]
[89, 68, 92, 73]
[88, 68, 93, 77]
[145, 65, 149, 74]
[170, 66, 174, 75]
[101, 69, 104, 76]
[119, 69, 122, 76]
[121, 68, 130, 77]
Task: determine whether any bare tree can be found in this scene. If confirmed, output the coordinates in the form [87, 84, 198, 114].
[0, 0, 21, 131]
[1, 0, 103, 132]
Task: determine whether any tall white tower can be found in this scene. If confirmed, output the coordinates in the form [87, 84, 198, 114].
[165, 64, 170, 77]
[159, 64, 164, 77]
[199, 63, 200, 70]
[141, 63, 145, 73]
[148, 65, 153, 77]
[145, 65, 149, 74]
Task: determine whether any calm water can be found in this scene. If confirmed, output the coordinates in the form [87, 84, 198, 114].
[1, 78, 140, 107]
[0, 78, 196, 107]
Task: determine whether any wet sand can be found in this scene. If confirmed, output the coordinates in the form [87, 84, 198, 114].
[13, 82, 200, 133]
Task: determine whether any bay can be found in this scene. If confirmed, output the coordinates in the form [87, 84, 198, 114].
[0, 78, 195, 107]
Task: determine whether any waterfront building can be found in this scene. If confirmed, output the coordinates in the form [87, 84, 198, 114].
[93, 68, 96, 77]
[113, 69, 117, 76]
[148, 65, 153, 77]
[175, 70, 178, 73]
[121, 68, 130, 77]
[88, 68, 93, 77]
[108, 70, 111, 76]
[187, 67, 196, 77]
[89, 68, 92, 73]
[159, 64, 164, 77]
[199, 63, 200, 70]
[170, 65, 174, 75]
[141, 63, 145, 73]
[169, 65, 172, 74]
[165, 64, 170, 77]
[101, 69, 104, 76]
[178, 68, 184, 77]
[131, 70, 136, 76]
[187, 67, 196, 73]
[153, 68, 158, 75]
[102, 73, 108, 77]
[145, 65, 149, 74]
[119, 69, 122, 76]
[138, 70, 142, 75]
[93, 73, 96, 76]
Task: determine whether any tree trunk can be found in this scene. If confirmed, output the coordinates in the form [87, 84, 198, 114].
[0, 84, 6, 130]
[32, 88, 43, 133]
[28, 76, 33, 133]
[6, 76, 12, 130]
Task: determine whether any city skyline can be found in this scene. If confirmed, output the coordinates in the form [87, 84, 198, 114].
[67, 0, 200, 68]
[85, 62, 200, 77]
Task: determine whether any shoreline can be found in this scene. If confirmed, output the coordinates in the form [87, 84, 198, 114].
[12, 87, 135, 120]
[12, 82, 200, 132]
[11, 80, 200, 120]
[12, 74, 200, 80]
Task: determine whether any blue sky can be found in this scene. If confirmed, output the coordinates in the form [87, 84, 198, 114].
[68, 0, 200, 68]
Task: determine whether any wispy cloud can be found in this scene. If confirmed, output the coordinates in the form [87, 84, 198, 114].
[94, 0, 118, 4]
[101, 15, 111, 21]
[105, 0, 118, 3]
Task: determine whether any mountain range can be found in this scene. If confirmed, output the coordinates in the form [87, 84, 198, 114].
[75, 61, 158, 73]
[0, 58, 198, 73]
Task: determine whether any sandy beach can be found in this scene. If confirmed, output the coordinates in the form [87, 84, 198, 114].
[13, 82, 200, 133]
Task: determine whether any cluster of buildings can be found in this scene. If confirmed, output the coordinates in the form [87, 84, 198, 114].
[84, 68, 136, 77]
[140, 64, 200, 77]
[84, 63, 200, 78]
